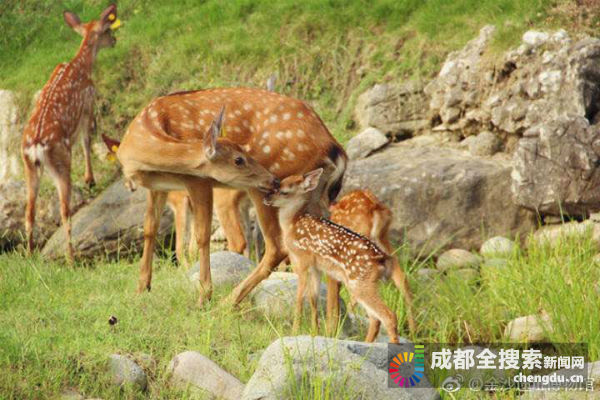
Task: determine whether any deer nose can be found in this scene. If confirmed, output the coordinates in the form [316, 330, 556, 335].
[271, 178, 280, 190]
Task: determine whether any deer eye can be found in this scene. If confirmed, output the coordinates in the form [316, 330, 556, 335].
[234, 156, 245, 166]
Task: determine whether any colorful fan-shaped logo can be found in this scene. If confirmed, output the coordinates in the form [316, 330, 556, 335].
[389, 345, 425, 387]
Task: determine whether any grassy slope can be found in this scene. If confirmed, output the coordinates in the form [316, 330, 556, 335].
[0, 0, 564, 197]
[1, 234, 599, 399]
[1, 0, 556, 141]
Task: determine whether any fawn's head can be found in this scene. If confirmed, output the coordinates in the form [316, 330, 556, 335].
[205, 108, 280, 192]
[264, 168, 323, 208]
[63, 4, 119, 50]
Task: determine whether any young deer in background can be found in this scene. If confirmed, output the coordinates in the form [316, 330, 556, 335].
[264, 169, 404, 343]
[330, 189, 416, 333]
[22, 4, 120, 262]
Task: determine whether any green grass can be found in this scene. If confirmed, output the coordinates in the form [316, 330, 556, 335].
[0, 0, 564, 143]
[1, 231, 599, 399]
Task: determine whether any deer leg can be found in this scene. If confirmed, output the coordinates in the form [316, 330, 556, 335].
[24, 159, 40, 253]
[138, 190, 167, 293]
[46, 156, 75, 264]
[307, 268, 321, 334]
[325, 278, 342, 336]
[214, 187, 247, 255]
[355, 287, 399, 344]
[82, 115, 96, 188]
[229, 189, 286, 306]
[168, 192, 191, 268]
[389, 259, 416, 334]
[365, 317, 381, 342]
[185, 180, 213, 307]
[292, 267, 308, 333]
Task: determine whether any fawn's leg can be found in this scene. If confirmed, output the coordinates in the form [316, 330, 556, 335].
[292, 265, 308, 333]
[214, 187, 247, 255]
[389, 259, 416, 334]
[185, 179, 214, 307]
[229, 189, 286, 305]
[365, 317, 381, 342]
[138, 190, 167, 292]
[24, 159, 40, 253]
[82, 115, 96, 188]
[355, 286, 399, 343]
[47, 146, 74, 263]
[326, 278, 342, 336]
[307, 268, 321, 334]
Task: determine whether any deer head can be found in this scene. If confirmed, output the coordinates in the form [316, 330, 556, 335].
[205, 107, 280, 192]
[63, 4, 119, 55]
[264, 168, 323, 208]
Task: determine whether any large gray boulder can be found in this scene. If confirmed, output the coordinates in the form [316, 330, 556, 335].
[513, 116, 600, 215]
[242, 336, 439, 400]
[0, 90, 21, 182]
[425, 26, 600, 215]
[342, 145, 536, 253]
[42, 179, 173, 259]
[168, 351, 244, 400]
[355, 81, 430, 137]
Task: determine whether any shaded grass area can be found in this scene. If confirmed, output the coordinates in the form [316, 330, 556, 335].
[1, 231, 599, 399]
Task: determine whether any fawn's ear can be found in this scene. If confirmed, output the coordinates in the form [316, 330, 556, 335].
[63, 11, 85, 36]
[302, 168, 323, 192]
[204, 107, 226, 160]
[100, 4, 121, 31]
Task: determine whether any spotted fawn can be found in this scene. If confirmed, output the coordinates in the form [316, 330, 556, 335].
[264, 169, 403, 343]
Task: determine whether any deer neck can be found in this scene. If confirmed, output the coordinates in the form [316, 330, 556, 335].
[70, 34, 98, 78]
[278, 197, 311, 239]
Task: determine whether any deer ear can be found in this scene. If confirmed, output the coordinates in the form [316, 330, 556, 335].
[302, 168, 323, 192]
[100, 4, 117, 24]
[204, 107, 225, 160]
[63, 11, 85, 36]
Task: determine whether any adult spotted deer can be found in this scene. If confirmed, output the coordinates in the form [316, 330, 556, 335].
[264, 169, 403, 343]
[330, 189, 416, 333]
[113, 88, 346, 307]
[22, 4, 120, 261]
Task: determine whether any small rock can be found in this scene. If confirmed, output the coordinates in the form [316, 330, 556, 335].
[345, 127, 389, 160]
[480, 236, 515, 258]
[108, 354, 147, 391]
[468, 131, 502, 156]
[504, 313, 553, 342]
[529, 221, 600, 248]
[168, 351, 244, 400]
[436, 249, 481, 272]
[416, 268, 439, 281]
[189, 251, 254, 287]
[522, 31, 549, 47]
